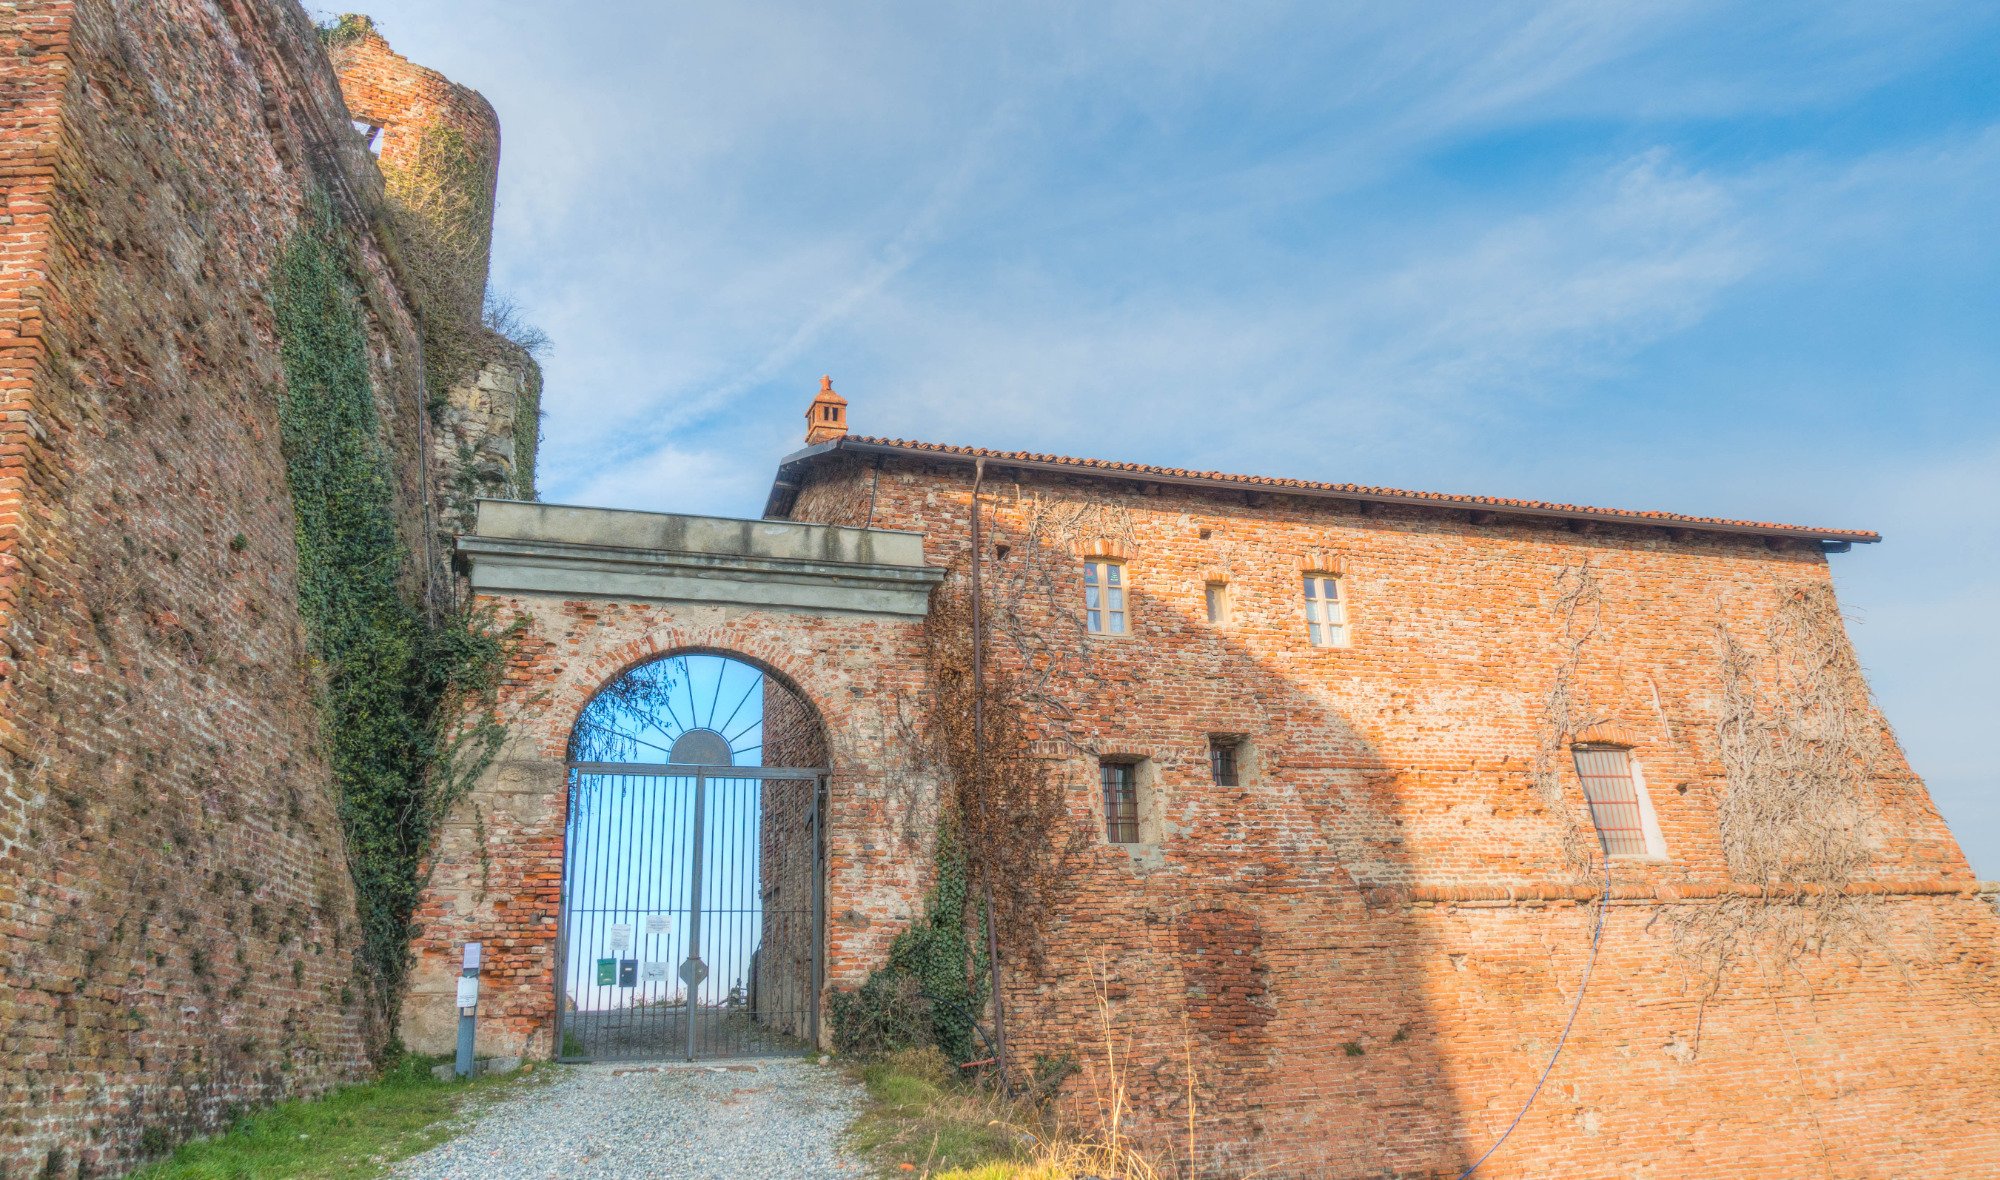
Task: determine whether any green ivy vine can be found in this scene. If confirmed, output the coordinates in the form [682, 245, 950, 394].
[272, 193, 506, 1011]
[829, 822, 990, 1065]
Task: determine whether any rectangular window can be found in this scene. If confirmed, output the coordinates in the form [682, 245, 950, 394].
[1303, 574, 1347, 646]
[1101, 761, 1140, 843]
[1205, 581, 1229, 625]
[1209, 737, 1240, 786]
[1085, 560, 1127, 634]
[1573, 746, 1651, 857]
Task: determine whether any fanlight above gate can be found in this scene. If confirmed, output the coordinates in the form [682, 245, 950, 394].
[570, 652, 822, 768]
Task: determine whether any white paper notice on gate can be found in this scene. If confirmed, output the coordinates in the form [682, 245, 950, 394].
[641, 961, 669, 983]
[608, 923, 631, 952]
[645, 914, 670, 936]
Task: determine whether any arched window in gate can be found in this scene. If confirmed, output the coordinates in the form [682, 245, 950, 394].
[558, 653, 826, 1062]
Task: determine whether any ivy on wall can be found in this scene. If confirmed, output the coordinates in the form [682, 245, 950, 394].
[512, 358, 542, 499]
[830, 823, 990, 1066]
[272, 193, 506, 1010]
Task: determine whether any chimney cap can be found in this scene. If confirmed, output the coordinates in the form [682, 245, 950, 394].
[805, 375, 849, 444]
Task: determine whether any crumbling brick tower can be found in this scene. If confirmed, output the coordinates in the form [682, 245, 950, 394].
[329, 14, 542, 520]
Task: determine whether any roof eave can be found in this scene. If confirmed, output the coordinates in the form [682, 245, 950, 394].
[766, 437, 1880, 547]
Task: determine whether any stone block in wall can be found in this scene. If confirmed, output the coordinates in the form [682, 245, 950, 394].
[435, 339, 542, 532]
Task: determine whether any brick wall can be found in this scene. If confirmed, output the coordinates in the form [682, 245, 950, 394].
[0, 2, 450, 1174]
[781, 450, 2000, 1178]
[756, 678, 826, 1040]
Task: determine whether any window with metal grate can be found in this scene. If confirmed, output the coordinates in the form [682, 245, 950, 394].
[1572, 746, 1655, 857]
[1209, 737, 1240, 786]
[1101, 760, 1140, 843]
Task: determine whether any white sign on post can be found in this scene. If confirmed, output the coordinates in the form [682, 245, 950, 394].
[645, 914, 671, 936]
[608, 923, 631, 952]
[641, 961, 669, 984]
[455, 976, 480, 1009]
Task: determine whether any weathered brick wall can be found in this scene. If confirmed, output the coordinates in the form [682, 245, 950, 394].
[402, 595, 940, 1058]
[327, 18, 498, 313]
[0, 2, 450, 1174]
[756, 680, 827, 1039]
[784, 451, 2000, 1178]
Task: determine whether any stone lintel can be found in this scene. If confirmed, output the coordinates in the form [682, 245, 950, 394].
[461, 500, 941, 618]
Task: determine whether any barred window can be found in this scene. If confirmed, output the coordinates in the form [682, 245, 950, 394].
[1085, 559, 1127, 634]
[1303, 574, 1347, 646]
[1101, 761, 1140, 843]
[1572, 746, 1656, 857]
[1209, 737, 1240, 786]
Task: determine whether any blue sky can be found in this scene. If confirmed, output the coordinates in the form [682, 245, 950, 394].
[343, 2, 1999, 875]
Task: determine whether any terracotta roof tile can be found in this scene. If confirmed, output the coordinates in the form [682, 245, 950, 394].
[773, 436, 1878, 543]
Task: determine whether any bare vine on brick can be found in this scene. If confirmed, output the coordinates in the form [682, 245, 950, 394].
[1662, 582, 1890, 1056]
[921, 571, 1093, 951]
[844, 488, 1111, 1061]
[1713, 584, 1883, 885]
[1532, 561, 1608, 881]
[976, 488, 1139, 757]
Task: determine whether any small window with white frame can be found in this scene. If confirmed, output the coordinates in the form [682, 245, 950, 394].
[1085, 559, 1127, 634]
[1572, 745, 1667, 859]
[1302, 573, 1347, 646]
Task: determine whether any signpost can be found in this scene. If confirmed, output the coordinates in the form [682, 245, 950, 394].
[455, 942, 481, 1080]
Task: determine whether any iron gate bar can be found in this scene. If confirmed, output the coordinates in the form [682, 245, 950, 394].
[555, 762, 827, 1064]
[684, 771, 705, 1061]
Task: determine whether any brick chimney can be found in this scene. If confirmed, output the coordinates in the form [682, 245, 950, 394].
[804, 375, 848, 444]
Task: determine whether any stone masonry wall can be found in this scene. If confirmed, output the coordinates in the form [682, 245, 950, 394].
[0, 2, 447, 1174]
[433, 349, 536, 531]
[783, 451, 2000, 1179]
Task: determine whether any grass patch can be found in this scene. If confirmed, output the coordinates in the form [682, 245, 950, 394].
[127, 1054, 547, 1179]
[845, 1048, 1029, 1177]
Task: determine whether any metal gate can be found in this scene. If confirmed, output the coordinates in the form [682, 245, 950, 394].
[555, 762, 825, 1061]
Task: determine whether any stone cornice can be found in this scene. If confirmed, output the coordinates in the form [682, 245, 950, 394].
[459, 500, 942, 619]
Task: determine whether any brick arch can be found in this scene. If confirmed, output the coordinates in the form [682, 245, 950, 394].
[1573, 722, 1646, 749]
[534, 621, 838, 763]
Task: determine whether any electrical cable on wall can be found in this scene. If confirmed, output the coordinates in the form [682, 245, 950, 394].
[1456, 855, 1613, 1179]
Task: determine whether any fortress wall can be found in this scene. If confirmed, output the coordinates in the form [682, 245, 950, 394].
[0, 2, 451, 1173]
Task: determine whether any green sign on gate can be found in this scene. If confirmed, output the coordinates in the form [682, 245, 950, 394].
[596, 957, 616, 986]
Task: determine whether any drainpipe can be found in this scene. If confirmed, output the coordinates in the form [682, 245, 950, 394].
[969, 458, 1010, 1092]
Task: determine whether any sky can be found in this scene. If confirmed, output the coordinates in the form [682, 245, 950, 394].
[337, 2, 2000, 876]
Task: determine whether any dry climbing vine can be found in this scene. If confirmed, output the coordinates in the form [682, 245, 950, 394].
[1532, 561, 1609, 881]
[1661, 581, 1890, 1055]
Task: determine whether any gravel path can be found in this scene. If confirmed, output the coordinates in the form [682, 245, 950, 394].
[394, 1059, 870, 1179]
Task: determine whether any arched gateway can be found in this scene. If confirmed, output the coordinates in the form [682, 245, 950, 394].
[398, 501, 942, 1062]
[557, 653, 828, 1060]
